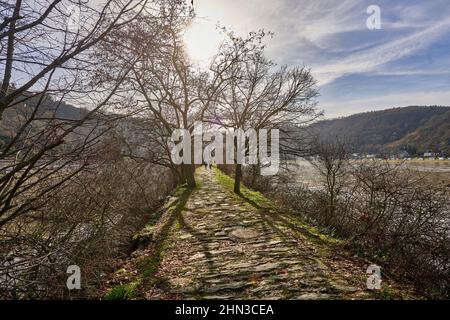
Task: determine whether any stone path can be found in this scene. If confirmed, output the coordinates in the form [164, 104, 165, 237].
[151, 168, 379, 299]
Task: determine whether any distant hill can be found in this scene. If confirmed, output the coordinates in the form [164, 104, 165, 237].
[389, 109, 450, 155]
[3, 97, 450, 157]
[0, 93, 90, 148]
[312, 106, 450, 156]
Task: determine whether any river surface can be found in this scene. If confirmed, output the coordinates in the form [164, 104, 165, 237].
[283, 159, 450, 189]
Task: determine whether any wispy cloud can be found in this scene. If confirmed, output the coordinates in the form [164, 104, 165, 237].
[313, 17, 450, 85]
[192, 0, 450, 115]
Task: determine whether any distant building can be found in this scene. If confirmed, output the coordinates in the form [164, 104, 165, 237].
[396, 150, 410, 159]
[423, 152, 438, 158]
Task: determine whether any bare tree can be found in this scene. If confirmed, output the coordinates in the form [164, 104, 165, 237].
[310, 137, 350, 225]
[95, 0, 233, 188]
[0, 0, 157, 298]
[209, 30, 319, 193]
[0, 0, 149, 226]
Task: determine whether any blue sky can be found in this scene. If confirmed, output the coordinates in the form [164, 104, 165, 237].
[189, 0, 450, 118]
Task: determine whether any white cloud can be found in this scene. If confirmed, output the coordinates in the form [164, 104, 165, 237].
[313, 17, 450, 85]
[193, 0, 450, 86]
[191, 0, 450, 116]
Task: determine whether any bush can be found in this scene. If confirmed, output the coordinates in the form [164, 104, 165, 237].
[0, 159, 175, 299]
[275, 159, 450, 298]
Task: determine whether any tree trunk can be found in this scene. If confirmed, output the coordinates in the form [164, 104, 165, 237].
[171, 166, 182, 186]
[182, 163, 196, 188]
[250, 163, 260, 188]
[234, 163, 242, 194]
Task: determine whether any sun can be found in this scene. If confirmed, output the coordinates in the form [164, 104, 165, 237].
[183, 19, 224, 66]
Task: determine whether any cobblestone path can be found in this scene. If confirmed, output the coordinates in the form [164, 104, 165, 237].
[152, 168, 378, 299]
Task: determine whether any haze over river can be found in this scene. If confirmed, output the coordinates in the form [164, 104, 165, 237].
[286, 159, 450, 189]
